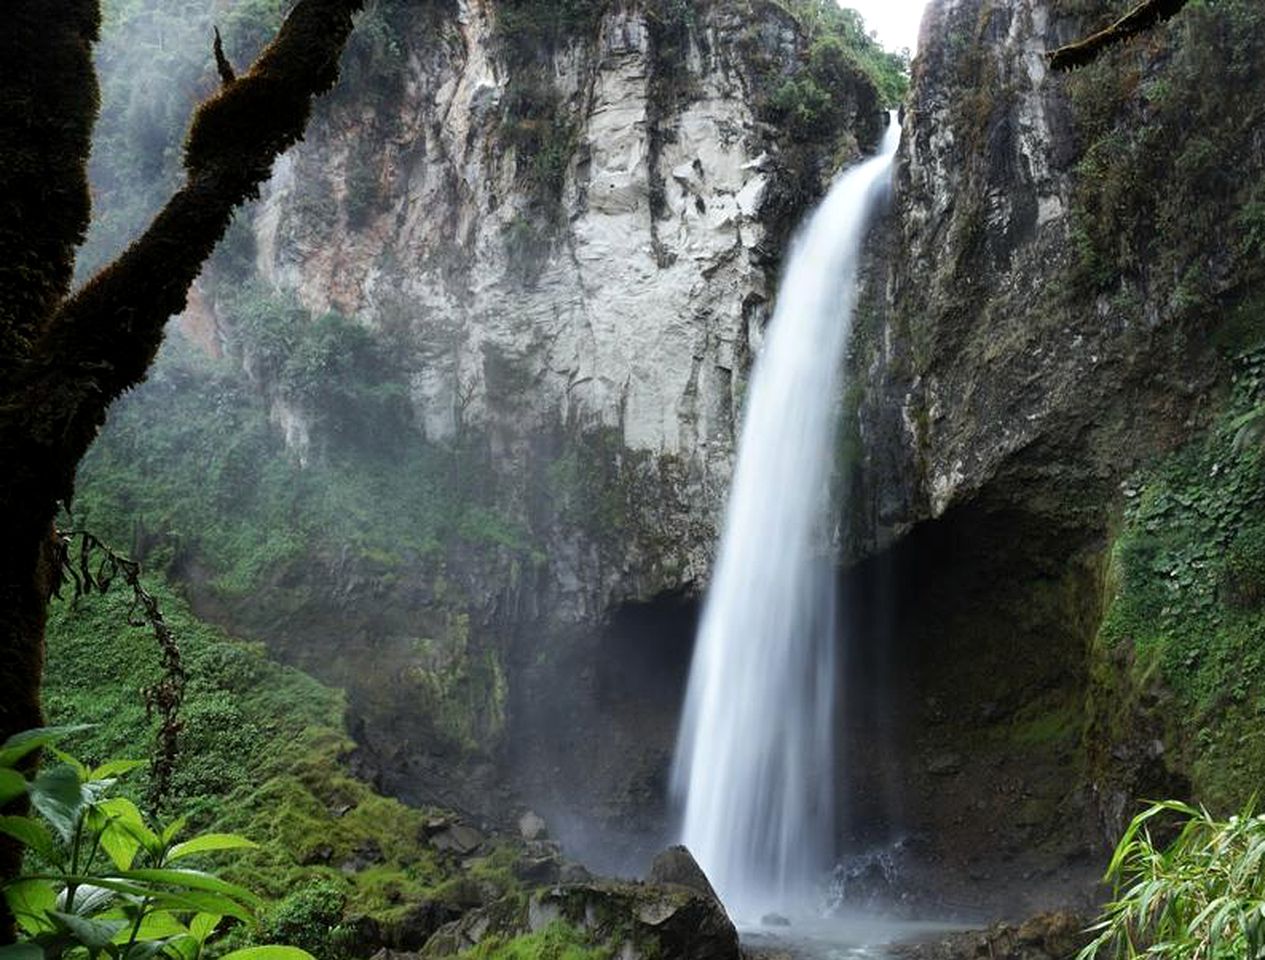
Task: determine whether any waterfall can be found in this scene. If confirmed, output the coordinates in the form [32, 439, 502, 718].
[671, 114, 902, 919]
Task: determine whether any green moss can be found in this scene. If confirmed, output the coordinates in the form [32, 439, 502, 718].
[44, 580, 523, 955]
[1063, 0, 1265, 301]
[1091, 344, 1265, 810]
[459, 920, 614, 960]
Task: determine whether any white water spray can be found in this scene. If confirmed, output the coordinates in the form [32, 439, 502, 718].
[672, 114, 902, 919]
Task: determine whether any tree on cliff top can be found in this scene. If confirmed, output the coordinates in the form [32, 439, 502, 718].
[0, 0, 363, 939]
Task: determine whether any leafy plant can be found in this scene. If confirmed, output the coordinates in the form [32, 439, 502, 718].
[1080, 799, 1265, 960]
[0, 726, 309, 960]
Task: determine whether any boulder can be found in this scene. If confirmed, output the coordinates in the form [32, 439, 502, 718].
[429, 823, 484, 855]
[518, 810, 548, 842]
[646, 845, 721, 903]
[421, 880, 740, 959]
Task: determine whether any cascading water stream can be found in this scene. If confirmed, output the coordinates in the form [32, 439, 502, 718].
[672, 113, 902, 920]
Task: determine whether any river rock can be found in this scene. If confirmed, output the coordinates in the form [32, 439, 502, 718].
[889, 912, 1089, 960]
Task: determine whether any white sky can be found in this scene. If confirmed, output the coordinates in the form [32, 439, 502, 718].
[841, 0, 929, 54]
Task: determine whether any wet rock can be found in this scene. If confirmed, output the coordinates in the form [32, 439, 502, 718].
[421, 880, 740, 959]
[389, 900, 465, 950]
[430, 824, 484, 855]
[760, 912, 791, 927]
[926, 753, 962, 776]
[889, 912, 1089, 960]
[512, 854, 561, 886]
[559, 861, 593, 884]
[646, 845, 721, 902]
[518, 810, 548, 842]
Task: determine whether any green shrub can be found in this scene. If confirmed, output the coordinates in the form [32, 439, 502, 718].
[1222, 523, 1265, 610]
[1081, 800, 1265, 960]
[0, 726, 307, 960]
[261, 883, 348, 956]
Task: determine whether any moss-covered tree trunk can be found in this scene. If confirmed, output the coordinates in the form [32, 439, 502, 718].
[0, 0, 365, 941]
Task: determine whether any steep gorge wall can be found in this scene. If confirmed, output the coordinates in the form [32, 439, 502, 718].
[838, 0, 1265, 915]
[102, 0, 886, 840]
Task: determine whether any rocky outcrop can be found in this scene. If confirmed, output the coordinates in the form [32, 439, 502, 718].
[420, 879, 740, 959]
[837, 0, 1265, 917]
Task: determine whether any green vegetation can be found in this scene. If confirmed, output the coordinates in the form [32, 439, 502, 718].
[74, 308, 534, 607]
[769, 1, 910, 112]
[0, 725, 309, 960]
[1064, 0, 1265, 304]
[457, 921, 612, 960]
[1091, 344, 1265, 808]
[1081, 800, 1265, 960]
[81, 0, 302, 279]
[41, 582, 521, 954]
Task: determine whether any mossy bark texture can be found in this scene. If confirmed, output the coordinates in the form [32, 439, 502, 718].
[0, 0, 363, 941]
[1048, 0, 1190, 70]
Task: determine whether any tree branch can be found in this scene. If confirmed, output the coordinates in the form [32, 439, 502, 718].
[0, 1, 100, 360]
[213, 27, 238, 86]
[1047, 0, 1190, 71]
[9, 0, 364, 512]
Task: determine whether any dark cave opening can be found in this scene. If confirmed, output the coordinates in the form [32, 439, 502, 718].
[835, 496, 1107, 917]
[595, 588, 698, 712]
[505, 588, 701, 876]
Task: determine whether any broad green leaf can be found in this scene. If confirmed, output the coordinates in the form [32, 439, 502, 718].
[29, 763, 86, 842]
[0, 814, 61, 864]
[161, 817, 188, 846]
[121, 942, 172, 960]
[168, 835, 257, 862]
[0, 725, 94, 769]
[61, 883, 119, 918]
[168, 933, 202, 960]
[51, 910, 128, 948]
[112, 909, 189, 942]
[219, 947, 316, 960]
[138, 889, 253, 923]
[115, 870, 260, 907]
[92, 798, 153, 869]
[4, 878, 57, 935]
[25, 876, 255, 924]
[99, 820, 143, 871]
[48, 748, 88, 781]
[188, 913, 220, 943]
[0, 769, 27, 806]
[89, 760, 146, 781]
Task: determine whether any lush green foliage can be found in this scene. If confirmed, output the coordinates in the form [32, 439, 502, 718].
[80, 0, 297, 279]
[773, 1, 910, 109]
[41, 584, 520, 952]
[73, 323, 534, 606]
[1094, 344, 1265, 806]
[0, 726, 304, 960]
[1081, 800, 1265, 960]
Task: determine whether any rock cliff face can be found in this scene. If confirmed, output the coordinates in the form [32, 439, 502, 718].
[181, 0, 881, 852]
[838, 0, 1264, 916]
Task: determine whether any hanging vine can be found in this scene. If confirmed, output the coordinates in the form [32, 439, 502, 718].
[50, 523, 186, 810]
